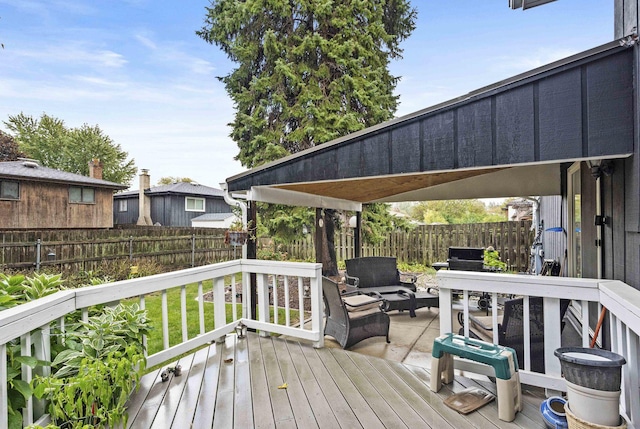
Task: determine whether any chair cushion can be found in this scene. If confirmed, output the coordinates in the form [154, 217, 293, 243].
[342, 295, 381, 312]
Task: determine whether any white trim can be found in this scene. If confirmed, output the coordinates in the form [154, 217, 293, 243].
[248, 186, 362, 211]
[567, 162, 581, 278]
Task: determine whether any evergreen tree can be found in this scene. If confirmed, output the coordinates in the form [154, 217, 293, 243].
[199, 0, 416, 168]
[199, 0, 416, 273]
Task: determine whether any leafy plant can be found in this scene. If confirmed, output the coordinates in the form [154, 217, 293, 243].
[0, 273, 24, 310]
[484, 247, 507, 270]
[22, 273, 64, 301]
[32, 303, 151, 429]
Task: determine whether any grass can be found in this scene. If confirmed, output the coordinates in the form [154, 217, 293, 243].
[125, 279, 303, 356]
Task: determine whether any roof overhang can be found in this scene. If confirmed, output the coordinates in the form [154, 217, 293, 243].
[226, 40, 635, 210]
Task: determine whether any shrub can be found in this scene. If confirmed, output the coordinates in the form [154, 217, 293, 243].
[32, 303, 151, 429]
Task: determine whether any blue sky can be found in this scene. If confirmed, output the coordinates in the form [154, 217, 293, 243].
[0, 1, 613, 189]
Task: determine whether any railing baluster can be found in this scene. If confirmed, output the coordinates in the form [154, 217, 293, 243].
[298, 277, 304, 327]
[272, 275, 279, 325]
[32, 326, 50, 418]
[624, 326, 640, 427]
[161, 290, 169, 350]
[231, 274, 237, 322]
[139, 295, 147, 357]
[1, 344, 7, 429]
[181, 285, 188, 343]
[20, 334, 33, 426]
[581, 300, 590, 347]
[198, 281, 205, 335]
[214, 277, 226, 329]
[257, 274, 270, 334]
[284, 276, 290, 327]
[523, 296, 531, 371]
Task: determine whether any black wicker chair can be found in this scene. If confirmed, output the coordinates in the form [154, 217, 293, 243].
[459, 296, 570, 372]
[344, 257, 439, 317]
[322, 277, 390, 349]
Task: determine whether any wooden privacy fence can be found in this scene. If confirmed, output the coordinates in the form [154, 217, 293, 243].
[1, 221, 533, 273]
[0, 227, 238, 272]
[286, 221, 533, 272]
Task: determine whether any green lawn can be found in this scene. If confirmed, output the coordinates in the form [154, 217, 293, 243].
[126, 280, 303, 356]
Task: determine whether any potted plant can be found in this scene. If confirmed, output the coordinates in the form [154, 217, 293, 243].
[225, 220, 248, 246]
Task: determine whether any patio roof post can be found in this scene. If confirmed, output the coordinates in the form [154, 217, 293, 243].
[315, 208, 323, 266]
[355, 211, 362, 258]
[248, 200, 258, 321]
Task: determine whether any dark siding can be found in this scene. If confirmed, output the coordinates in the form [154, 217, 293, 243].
[540, 195, 566, 264]
[113, 196, 139, 225]
[336, 141, 361, 179]
[495, 85, 535, 165]
[391, 122, 421, 173]
[422, 111, 455, 171]
[362, 133, 390, 176]
[141, 195, 232, 227]
[457, 99, 493, 168]
[587, 54, 635, 156]
[538, 69, 583, 161]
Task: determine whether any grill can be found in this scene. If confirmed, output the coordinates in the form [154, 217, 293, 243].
[447, 247, 485, 272]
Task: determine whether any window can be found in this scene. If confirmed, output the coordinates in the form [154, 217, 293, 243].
[69, 186, 95, 203]
[118, 199, 128, 212]
[185, 197, 205, 212]
[0, 180, 20, 200]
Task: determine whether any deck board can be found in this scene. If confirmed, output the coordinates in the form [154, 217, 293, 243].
[285, 341, 341, 429]
[170, 347, 209, 429]
[248, 334, 276, 429]
[190, 341, 222, 429]
[126, 333, 546, 429]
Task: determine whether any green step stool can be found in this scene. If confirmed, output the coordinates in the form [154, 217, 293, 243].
[430, 333, 522, 422]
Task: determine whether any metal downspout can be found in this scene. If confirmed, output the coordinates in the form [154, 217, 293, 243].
[220, 183, 248, 259]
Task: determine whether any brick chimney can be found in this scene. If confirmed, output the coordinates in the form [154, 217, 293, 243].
[136, 169, 153, 226]
[88, 158, 103, 180]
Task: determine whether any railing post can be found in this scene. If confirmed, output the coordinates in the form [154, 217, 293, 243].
[311, 265, 324, 348]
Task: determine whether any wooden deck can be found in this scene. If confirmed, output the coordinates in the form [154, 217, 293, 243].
[126, 333, 547, 429]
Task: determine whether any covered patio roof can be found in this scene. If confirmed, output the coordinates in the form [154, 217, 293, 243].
[226, 40, 634, 211]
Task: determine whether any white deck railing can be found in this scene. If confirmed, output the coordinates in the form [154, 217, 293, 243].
[438, 270, 640, 428]
[0, 259, 323, 428]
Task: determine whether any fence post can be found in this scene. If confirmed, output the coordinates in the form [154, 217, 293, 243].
[35, 239, 41, 271]
[129, 236, 133, 261]
[191, 234, 196, 267]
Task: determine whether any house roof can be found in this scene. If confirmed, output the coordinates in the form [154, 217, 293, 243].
[114, 182, 225, 198]
[225, 40, 634, 211]
[0, 160, 127, 189]
[191, 212, 236, 222]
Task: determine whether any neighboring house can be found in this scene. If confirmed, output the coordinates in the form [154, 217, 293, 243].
[113, 170, 232, 227]
[504, 199, 533, 221]
[191, 212, 238, 229]
[0, 159, 127, 229]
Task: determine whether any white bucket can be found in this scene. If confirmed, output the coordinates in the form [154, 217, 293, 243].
[566, 380, 621, 426]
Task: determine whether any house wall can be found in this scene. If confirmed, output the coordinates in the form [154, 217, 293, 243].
[113, 196, 140, 225]
[114, 194, 232, 227]
[539, 195, 566, 267]
[0, 181, 114, 229]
